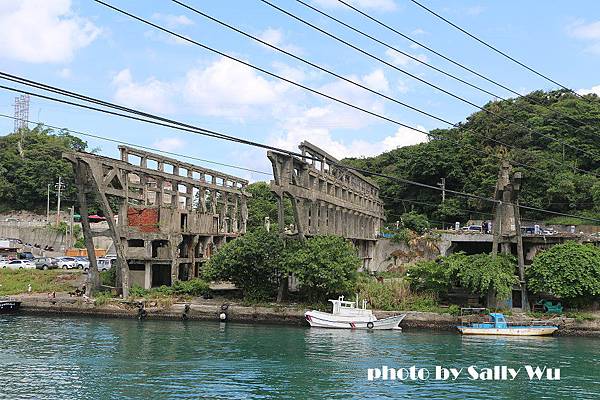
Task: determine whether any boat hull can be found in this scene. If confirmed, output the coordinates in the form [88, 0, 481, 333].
[0, 300, 21, 314]
[457, 326, 558, 336]
[305, 312, 405, 330]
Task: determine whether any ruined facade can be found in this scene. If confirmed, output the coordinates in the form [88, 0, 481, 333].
[65, 146, 249, 296]
[267, 141, 385, 269]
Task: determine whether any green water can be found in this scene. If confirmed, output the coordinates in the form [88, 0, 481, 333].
[0, 315, 598, 399]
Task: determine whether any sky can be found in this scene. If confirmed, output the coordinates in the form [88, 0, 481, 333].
[1, 0, 599, 183]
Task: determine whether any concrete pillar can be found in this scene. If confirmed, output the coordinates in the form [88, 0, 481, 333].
[144, 262, 151, 289]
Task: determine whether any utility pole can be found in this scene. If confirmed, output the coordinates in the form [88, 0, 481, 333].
[69, 206, 75, 248]
[55, 176, 64, 225]
[46, 184, 51, 224]
[437, 178, 446, 202]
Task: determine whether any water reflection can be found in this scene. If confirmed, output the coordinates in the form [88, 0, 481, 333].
[0, 316, 598, 399]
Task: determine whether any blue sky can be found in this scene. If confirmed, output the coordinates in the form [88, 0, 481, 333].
[1, 0, 599, 182]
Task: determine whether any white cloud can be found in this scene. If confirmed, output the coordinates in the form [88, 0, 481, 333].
[271, 125, 428, 159]
[567, 20, 600, 40]
[385, 48, 428, 66]
[257, 27, 303, 54]
[58, 68, 72, 79]
[0, 0, 100, 63]
[152, 13, 194, 28]
[312, 0, 397, 12]
[153, 137, 186, 152]
[112, 69, 174, 114]
[466, 5, 485, 16]
[362, 69, 390, 93]
[577, 84, 600, 96]
[567, 19, 600, 54]
[183, 57, 292, 118]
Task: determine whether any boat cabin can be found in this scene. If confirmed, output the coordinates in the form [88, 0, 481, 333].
[329, 296, 373, 318]
[470, 313, 508, 329]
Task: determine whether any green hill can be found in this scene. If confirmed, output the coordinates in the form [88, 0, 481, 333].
[343, 90, 600, 226]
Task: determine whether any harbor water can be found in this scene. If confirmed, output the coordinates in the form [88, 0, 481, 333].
[1, 315, 598, 399]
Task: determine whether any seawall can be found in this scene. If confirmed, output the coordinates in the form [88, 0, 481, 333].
[12, 296, 600, 336]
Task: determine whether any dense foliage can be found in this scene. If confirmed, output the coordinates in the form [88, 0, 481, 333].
[204, 230, 361, 302]
[527, 241, 600, 301]
[0, 126, 89, 212]
[203, 228, 286, 300]
[406, 253, 518, 300]
[343, 90, 600, 225]
[283, 235, 360, 301]
[400, 211, 430, 234]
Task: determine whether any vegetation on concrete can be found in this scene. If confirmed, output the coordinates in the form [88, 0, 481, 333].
[399, 211, 430, 234]
[128, 278, 211, 299]
[406, 253, 518, 300]
[0, 269, 79, 296]
[355, 275, 460, 314]
[343, 90, 600, 224]
[527, 241, 600, 303]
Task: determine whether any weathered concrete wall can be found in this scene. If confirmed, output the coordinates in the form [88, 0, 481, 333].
[369, 237, 442, 272]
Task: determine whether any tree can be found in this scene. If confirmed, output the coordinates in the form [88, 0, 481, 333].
[401, 211, 430, 234]
[0, 125, 88, 212]
[343, 89, 600, 225]
[283, 235, 360, 301]
[527, 241, 600, 302]
[203, 228, 285, 300]
[445, 253, 517, 301]
[245, 182, 294, 231]
[406, 253, 517, 300]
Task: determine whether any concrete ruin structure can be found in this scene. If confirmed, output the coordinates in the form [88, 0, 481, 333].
[64, 145, 249, 296]
[267, 141, 385, 269]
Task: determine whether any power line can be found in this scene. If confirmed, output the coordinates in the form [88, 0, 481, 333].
[169, 0, 584, 177]
[2, 82, 599, 224]
[295, 0, 501, 100]
[258, 0, 600, 162]
[407, 0, 577, 95]
[333, 0, 600, 142]
[0, 113, 273, 176]
[90, 2, 597, 179]
[1, 71, 582, 183]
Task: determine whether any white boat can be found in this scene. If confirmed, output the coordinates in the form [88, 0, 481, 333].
[305, 296, 405, 330]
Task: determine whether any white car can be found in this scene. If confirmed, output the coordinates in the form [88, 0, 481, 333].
[2, 259, 36, 269]
[83, 258, 112, 272]
[75, 257, 90, 270]
[56, 257, 77, 269]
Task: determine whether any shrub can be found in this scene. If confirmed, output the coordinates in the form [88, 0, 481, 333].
[204, 228, 285, 301]
[527, 241, 600, 302]
[406, 253, 518, 300]
[284, 235, 360, 301]
[172, 278, 210, 296]
[100, 265, 116, 286]
[401, 211, 430, 234]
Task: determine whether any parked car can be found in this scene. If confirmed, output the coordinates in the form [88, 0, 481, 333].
[56, 257, 77, 269]
[34, 257, 59, 270]
[74, 257, 90, 270]
[82, 258, 112, 272]
[18, 252, 35, 260]
[2, 259, 36, 269]
[97, 258, 113, 272]
[462, 225, 482, 232]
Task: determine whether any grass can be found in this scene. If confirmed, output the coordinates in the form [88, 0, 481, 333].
[0, 269, 80, 296]
[355, 275, 457, 314]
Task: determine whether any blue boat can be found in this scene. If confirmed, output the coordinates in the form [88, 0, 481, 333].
[457, 312, 558, 336]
